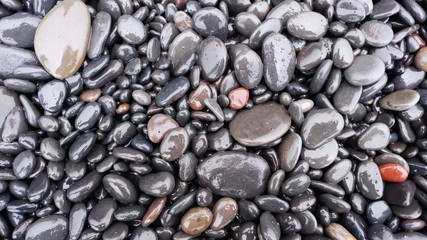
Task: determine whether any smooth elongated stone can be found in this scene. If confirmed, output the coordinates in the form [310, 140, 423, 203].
[25, 215, 68, 240]
[0, 12, 40, 48]
[34, 0, 91, 79]
[0, 44, 38, 78]
[356, 161, 384, 200]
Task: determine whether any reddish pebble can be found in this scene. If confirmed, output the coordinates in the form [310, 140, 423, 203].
[228, 87, 249, 110]
[116, 103, 130, 114]
[141, 196, 167, 227]
[379, 163, 409, 182]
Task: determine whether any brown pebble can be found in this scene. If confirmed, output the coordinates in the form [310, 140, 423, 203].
[79, 89, 101, 102]
[141, 196, 167, 227]
[415, 47, 427, 72]
[116, 103, 130, 114]
[325, 223, 357, 240]
[181, 207, 213, 235]
[147, 113, 179, 143]
[210, 197, 238, 231]
[188, 82, 212, 110]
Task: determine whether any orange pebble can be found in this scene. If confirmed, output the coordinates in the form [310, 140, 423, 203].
[379, 163, 408, 182]
[228, 87, 249, 110]
[116, 103, 130, 114]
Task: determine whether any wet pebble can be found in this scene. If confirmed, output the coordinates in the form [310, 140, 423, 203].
[287, 11, 328, 41]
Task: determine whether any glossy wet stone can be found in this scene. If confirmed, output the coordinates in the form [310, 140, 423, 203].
[38, 80, 67, 113]
[34, 0, 91, 79]
[155, 77, 190, 107]
[326, 223, 357, 240]
[391, 199, 422, 220]
[88, 198, 117, 232]
[147, 114, 179, 143]
[210, 197, 237, 231]
[103, 173, 137, 204]
[67, 171, 102, 202]
[168, 30, 202, 70]
[141, 196, 166, 227]
[356, 161, 384, 200]
[344, 55, 385, 86]
[294, 210, 317, 234]
[249, 18, 282, 49]
[138, 172, 175, 197]
[262, 33, 296, 92]
[192, 7, 228, 41]
[0, 44, 38, 78]
[324, 159, 352, 184]
[25, 215, 68, 240]
[197, 151, 270, 199]
[301, 109, 344, 149]
[1, 106, 27, 143]
[13, 150, 35, 179]
[0, 12, 40, 48]
[197, 37, 227, 81]
[379, 90, 420, 111]
[160, 127, 189, 161]
[278, 133, 302, 172]
[287, 11, 328, 41]
[68, 132, 96, 162]
[235, 12, 261, 37]
[296, 41, 328, 73]
[333, 81, 362, 114]
[0, 86, 19, 130]
[229, 102, 291, 147]
[259, 211, 280, 240]
[181, 207, 213, 235]
[360, 20, 393, 47]
[335, 0, 366, 23]
[40, 137, 66, 162]
[357, 123, 390, 150]
[255, 195, 289, 213]
[228, 87, 249, 110]
[332, 38, 353, 69]
[383, 180, 416, 206]
[379, 163, 408, 182]
[87, 12, 111, 59]
[415, 47, 427, 71]
[281, 173, 311, 197]
[366, 200, 392, 224]
[234, 49, 263, 89]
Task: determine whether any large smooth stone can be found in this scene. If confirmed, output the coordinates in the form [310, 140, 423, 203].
[0, 86, 19, 131]
[229, 102, 291, 147]
[34, 0, 91, 79]
[168, 30, 202, 71]
[103, 173, 137, 205]
[379, 89, 420, 111]
[0, 12, 41, 48]
[38, 80, 67, 113]
[344, 55, 385, 86]
[25, 215, 68, 240]
[360, 20, 393, 47]
[262, 33, 296, 92]
[196, 151, 271, 199]
[192, 7, 228, 41]
[287, 11, 328, 41]
[356, 161, 384, 200]
[1, 106, 27, 143]
[160, 127, 189, 161]
[0, 44, 38, 78]
[301, 109, 344, 149]
[197, 37, 227, 82]
[301, 139, 338, 170]
[117, 14, 146, 45]
[382, 180, 416, 206]
[357, 123, 390, 150]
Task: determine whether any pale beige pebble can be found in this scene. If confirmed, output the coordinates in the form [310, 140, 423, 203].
[325, 223, 357, 240]
[34, 0, 91, 79]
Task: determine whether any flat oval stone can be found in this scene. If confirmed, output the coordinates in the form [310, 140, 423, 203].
[324, 159, 352, 184]
[375, 153, 410, 173]
[0, 12, 41, 48]
[360, 20, 393, 47]
[344, 55, 385, 86]
[333, 81, 362, 114]
[181, 207, 213, 235]
[379, 89, 420, 111]
[147, 114, 179, 143]
[117, 14, 146, 45]
[332, 38, 353, 69]
[34, 0, 91, 79]
[26, 215, 68, 240]
[415, 47, 427, 71]
[0, 44, 38, 78]
[234, 12, 261, 38]
[87, 11, 111, 59]
[197, 37, 227, 81]
[234, 49, 263, 89]
[356, 161, 384, 200]
[379, 163, 408, 183]
[229, 102, 291, 147]
[249, 18, 282, 49]
[301, 109, 344, 149]
[393, 67, 425, 90]
[192, 7, 228, 41]
[40, 137, 66, 162]
[262, 33, 296, 92]
[326, 223, 357, 240]
[74, 102, 101, 131]
[278, 133, 302, 172]
[382, 180, 416, 206]
[301, 139, 338, 169]
[38, 80, 67, 113]
[357, 123, 390, 150]
[155, 77, 190, 107]
[113, 121, 136, 145]
[281, 173, 311, 197]
[88, 198, 117, 232]
[265, 0, 301, 24]
[168, 30, 202, 70]
[0, 86, 19, 130]
[296, 42, 328, 72]
[103, 173, 137, 205]
[196, 151, 270, 199]
[1, 106, 27, 143]
[287, 11, 328, 41]
[160, 127, 189, 161]
[139, 172, 175, 197]
[366, 200, 392, 224]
